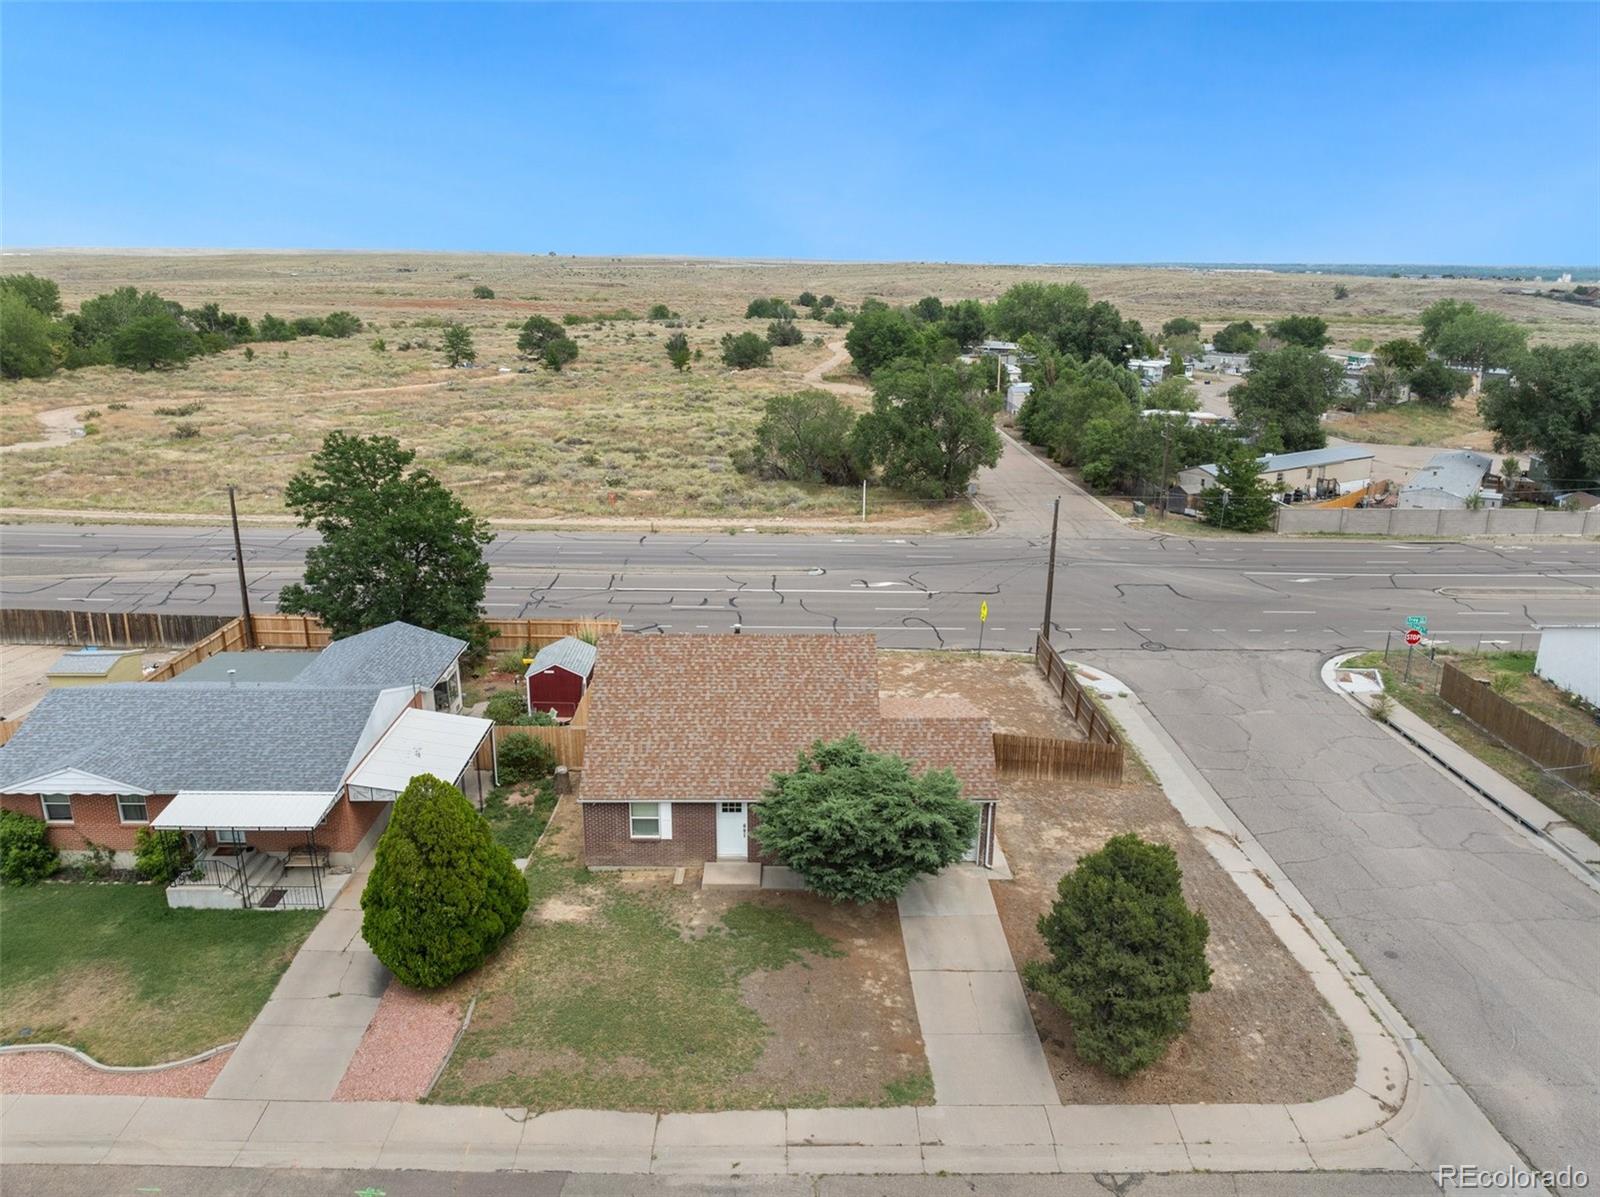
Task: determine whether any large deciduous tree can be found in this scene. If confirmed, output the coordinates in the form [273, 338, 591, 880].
[851, 358, 1000, 498]
[361, 774, 529, 988]
[752, 735, 978, 903]
[1265, 314, 1329, 350]
[1022, 834, 1211, 1077]
[989, 282, 1143, 363]
[1406, 359, 1471, 408]
[1210, 321, 1260, 354]
[1202, 443, 1277, 531]
[1418, 300, 1526, 387]
[1478, 343, 1600, 490]
[517, 315, 565, 357]
[278, 432, 494, 649]
[1228, 346, 1343, 452]
[0, 273, 63, 318]
[843, 305, 926, 376]
[739, 390, 859, 485]
[111, 312, 197, 371]
[0, 293, 60, 379]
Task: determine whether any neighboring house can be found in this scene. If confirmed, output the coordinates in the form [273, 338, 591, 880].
[1005, 381, 1032, 415]
[525, 636, 597, 722]
[1533, 625, 1600, 706]
[1398, 450, 1495, 510]
[1127, 357, 1170, 385]
[46, 648, 144, 688]
[0, 622, 491, 909]
[578, 634, 1000, 870]
[1177, 445, 1375, 501]
[1198, 350, 1251, 374]
[165, 620, 466, 712]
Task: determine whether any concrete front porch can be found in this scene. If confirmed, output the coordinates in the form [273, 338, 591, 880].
[166, 844, 350, 912]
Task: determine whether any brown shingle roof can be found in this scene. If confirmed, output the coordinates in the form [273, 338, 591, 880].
[580, 634, 998, 803]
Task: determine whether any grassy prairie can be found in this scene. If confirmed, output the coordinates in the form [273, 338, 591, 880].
[3, 251, 1595, 521]
[0, 883, 318, 1064]
[1322, 396, 1495, 449]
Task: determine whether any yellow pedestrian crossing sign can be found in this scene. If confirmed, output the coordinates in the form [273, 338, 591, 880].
[979, 601, 989, 623]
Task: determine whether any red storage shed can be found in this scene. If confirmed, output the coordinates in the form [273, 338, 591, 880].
[524, 636, 598, 723]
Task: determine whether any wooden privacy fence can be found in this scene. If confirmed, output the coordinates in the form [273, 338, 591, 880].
[0, 719, 22, 748]
[1034, 635, 1125, 748]
[492, 724, 587, 771]
[0, 608, 233, 648]
[1440, 663, 1598, 786]
[993, 731, 1124, 781]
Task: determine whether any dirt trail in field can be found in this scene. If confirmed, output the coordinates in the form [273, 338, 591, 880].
[1, 407, 87, 454]
[801, 340, 869, 397]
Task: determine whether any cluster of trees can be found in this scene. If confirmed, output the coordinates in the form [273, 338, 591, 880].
[1212, 320, 1261, 353]
[515, 316, 580, 371]
[0, 272, 363, 379]
[735, 358, 1000, 500]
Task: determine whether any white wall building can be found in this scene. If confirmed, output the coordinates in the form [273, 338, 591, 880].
[1533, 625, 1600, 706]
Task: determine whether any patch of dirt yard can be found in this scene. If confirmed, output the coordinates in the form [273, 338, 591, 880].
[430, 798, 930, 1112]
[993, 775, 1357, 1105]
[878, 650, 1085, 739]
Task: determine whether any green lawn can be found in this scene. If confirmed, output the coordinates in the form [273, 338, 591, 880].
[482, 781, 557, 858]
[0, 883, 320, 1065]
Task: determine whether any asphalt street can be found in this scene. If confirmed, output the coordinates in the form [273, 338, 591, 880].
[3, 522, 1596, 656]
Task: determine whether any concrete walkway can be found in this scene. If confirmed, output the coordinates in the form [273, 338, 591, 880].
[897, 868, 1059, 1106]
[206, 863, 388, 1101]
[974, 429, 1134, 540]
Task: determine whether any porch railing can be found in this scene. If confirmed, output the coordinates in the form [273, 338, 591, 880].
[170, 854, 248, 895]
[248, 883, 323, 910]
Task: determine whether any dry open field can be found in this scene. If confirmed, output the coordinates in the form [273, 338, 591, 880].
[4, 251, 1595, 523]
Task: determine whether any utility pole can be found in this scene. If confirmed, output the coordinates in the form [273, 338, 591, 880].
[228, 484, 256, 649]
[861, 478, 867, 521]
[1039, 496, 1060, 650]
[1159, 420, 1174, 519]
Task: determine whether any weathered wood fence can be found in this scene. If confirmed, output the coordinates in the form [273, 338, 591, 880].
[992, 635, 1126, 782]
[0, 608, 234, 648]
[0, 719, 23, 747]
[992, 731, 1124, 781]
[1440, 663, 1598, 786]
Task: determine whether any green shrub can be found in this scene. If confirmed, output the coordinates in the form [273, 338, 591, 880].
[542, 337, 579, 372]
[721, 331, 772, 370]
[766, 320, 804, 347]
[0, 810, 58, 885]
[134, 826, 192, 885]
[745, 297, 795, 320]
[498, 731, 556, 784]
[472, 285, 495, 299]
[1023, 833, 1211, 1077]
[361, 774, 529, 988]
[485, 690, 529, 724]
[752, 735, 977, 903]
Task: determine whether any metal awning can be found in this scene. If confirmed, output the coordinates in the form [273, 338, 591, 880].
[346, 708, 493, 797]
[151, 790, 340, 832]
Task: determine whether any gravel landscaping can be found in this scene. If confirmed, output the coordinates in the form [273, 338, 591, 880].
[0, 1048, 228, 1097]
[333, 986, 464, 1103]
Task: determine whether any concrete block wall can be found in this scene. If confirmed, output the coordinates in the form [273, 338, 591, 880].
[1276, 506, 1600, 536]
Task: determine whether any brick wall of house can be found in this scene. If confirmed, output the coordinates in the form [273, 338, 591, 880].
[0, 792, 382, 857]
[582, 801, 716, 867]
[0, 793, 172, 853]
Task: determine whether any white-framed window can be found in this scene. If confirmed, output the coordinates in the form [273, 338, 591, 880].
[216, 828, 246, 845]
[117, 796, 149, 824]
[629, 802, 671, 840]
[40, 794, 72, 823]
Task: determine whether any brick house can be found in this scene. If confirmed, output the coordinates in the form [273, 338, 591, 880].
[579, 634, 1000, 869]
[0, 622, 493, 909]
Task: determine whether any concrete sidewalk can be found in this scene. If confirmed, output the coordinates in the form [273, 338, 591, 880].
[206, 863, 388, 1101]
[897, 869, 1058, 1106]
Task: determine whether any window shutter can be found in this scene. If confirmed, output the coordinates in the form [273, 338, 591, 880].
[659, 802, 673, 840]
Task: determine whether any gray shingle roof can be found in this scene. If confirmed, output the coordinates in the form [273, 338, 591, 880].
[0, 684, 384, 793]
[47, 649, 140, 677]
[294, 622, 466, 689]
[526, 636, 597, 679]
[167, 651, 320, 685]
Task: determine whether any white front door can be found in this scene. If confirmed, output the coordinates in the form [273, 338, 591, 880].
[716, 802, 747, 859]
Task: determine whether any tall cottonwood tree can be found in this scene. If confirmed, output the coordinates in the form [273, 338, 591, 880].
[278, 432, 493, 649]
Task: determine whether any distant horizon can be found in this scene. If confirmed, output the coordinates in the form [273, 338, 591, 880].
[3, 246, 1596, 281]
[3, 4, 1596, 264]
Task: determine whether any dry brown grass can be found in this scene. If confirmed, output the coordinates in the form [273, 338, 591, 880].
[4, 251, 1594, 521]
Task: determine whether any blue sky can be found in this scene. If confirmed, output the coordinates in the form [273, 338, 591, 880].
[3, 3, 1596, 264]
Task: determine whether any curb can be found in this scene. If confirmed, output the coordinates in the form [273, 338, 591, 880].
[1076, 662, 1418, 1157]
[0, 1041, 236, 1073]
[1320, 653, 1599, 889]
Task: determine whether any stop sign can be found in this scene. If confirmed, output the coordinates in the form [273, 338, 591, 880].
[1405, 628, 1423, 646]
